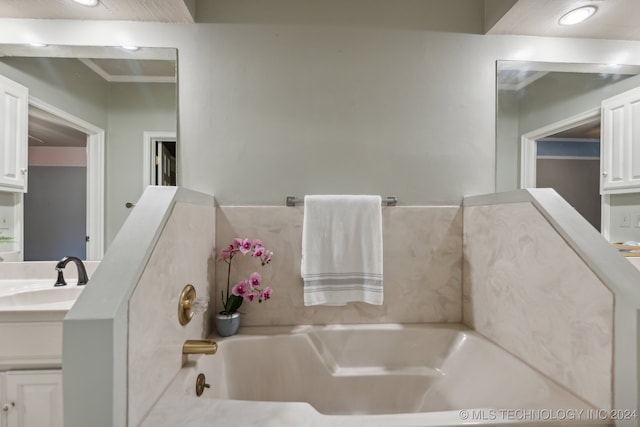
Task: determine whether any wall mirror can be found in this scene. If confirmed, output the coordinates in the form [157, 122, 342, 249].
[495, 60, 640, 237]
[0, 44, 177, 262]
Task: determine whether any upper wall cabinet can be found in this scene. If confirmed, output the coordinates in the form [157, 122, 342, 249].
[601, 86, 640, 194]
[0, 74, 28, 193]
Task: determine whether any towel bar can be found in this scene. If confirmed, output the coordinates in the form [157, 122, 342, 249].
[285, 195, 397, 207]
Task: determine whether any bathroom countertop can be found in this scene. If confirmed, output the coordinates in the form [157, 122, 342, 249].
[0, 279, 84, 320]
[0, 260, 100, 280]
[0, 261, 98, 320]
[0, 278, 62, 296]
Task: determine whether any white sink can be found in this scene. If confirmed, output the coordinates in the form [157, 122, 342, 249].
[0, 286, 84, 308]
[0, 281, 85, 310]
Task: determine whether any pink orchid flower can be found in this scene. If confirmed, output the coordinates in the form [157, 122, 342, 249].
[252, 246, 265, 258]
[239, 238, 253, 255]
[249, 272, 261, 288]
[262, 250, 273, 265]
[244, 292, 258, 302]
[259, 287, 272, 301]
[231, 280, 249, 296]
[217, 245, 237, 262]
[217, 237, 274, 315]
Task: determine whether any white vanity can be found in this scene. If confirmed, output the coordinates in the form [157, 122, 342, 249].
[0, 261, 97, 427]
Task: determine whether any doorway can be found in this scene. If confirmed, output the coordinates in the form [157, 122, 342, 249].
[521, 109, 602, 231]
[536, 136, 601, 231]
[19, 98, 104, 261]
[143, 131, 177, 187]
[155, 140, 177, 186]
[24, 108, 88, 260]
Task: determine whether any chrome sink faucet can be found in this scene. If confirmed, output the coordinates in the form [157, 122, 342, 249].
[54, 256, 89, 287]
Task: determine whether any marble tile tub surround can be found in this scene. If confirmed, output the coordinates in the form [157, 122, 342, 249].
[463, 200, 613, 410]
[215, 206, 462, 326]
[63, 187, 216, 427]
[128, 202, 216, 427]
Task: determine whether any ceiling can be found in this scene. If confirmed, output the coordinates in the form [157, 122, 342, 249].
[486, 0, 640, 42]
[1, 1, 640, 42]
[29, 108, 88, 148]
[0, 0, 195, 23]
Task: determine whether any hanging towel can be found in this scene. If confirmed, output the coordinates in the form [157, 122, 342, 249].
[301, 195, 383, 306]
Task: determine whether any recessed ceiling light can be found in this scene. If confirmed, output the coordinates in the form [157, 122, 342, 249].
[558, 6, 597, 26]
[29, 42, 48, 48]
[120, 45, 140, 51]
[71, 0, 99, 7]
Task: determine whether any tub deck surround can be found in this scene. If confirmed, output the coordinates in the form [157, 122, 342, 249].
[62, 187, 216, 427]
[141, 324, 605, 427]
[127, 201, 216, 426]
[463, 189, 640, 414]
[215, 206, 463, 325]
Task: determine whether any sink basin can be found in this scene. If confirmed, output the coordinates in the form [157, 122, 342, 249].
[0, 285, 84, 309]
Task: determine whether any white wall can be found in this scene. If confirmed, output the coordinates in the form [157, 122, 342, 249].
[609, 193, 640, 243]
[496, 90, 519, 192]
[518, 73, 640, 137]
[0, 57, 108, 129]
[106, 83, 176, 245]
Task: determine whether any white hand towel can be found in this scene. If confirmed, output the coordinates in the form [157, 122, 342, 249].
[301, 195, 383, 306]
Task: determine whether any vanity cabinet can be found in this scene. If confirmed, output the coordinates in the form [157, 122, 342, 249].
[0, 74, 29, 194]
[1, 370, 62, 427]
[600, 85, 640, 194]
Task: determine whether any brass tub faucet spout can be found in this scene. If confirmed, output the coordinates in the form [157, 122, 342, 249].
[183, 339, 218, 355]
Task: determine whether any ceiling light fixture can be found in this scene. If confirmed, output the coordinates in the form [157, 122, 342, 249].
[120, 45, 140, 51]
[71, 0, 99, 6]
[558, 6, 597, 26]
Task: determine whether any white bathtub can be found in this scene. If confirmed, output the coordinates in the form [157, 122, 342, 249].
[143, 324, 611, 426]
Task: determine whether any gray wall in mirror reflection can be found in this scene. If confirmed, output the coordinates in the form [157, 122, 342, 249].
[496, 65, 640, 192]
[536, 158, 601, 231]
[0, 55, 176, 258]
[0, 57, 109, 129]
[496, 63, 640, 242]
[24, 166, 86, 261]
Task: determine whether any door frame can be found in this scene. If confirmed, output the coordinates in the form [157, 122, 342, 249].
[143, 131, 177, 187]
[21, 97, 105, 260]
[519, 107, 610, 238]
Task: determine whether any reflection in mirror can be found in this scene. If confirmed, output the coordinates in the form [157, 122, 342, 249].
[496, 60, 640, 236]
[0, 44, 177, 262]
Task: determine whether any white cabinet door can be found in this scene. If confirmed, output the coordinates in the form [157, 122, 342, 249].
[601, 85, 640, 193]
[0, 74, 28, 193]
[5, 371, 62, 427]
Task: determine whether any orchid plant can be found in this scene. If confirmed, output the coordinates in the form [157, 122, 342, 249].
[217, 238, 273, 315]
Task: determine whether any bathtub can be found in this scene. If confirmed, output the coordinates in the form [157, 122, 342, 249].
[142, 324, 610, 426]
